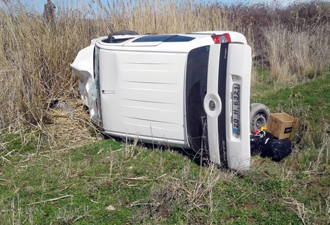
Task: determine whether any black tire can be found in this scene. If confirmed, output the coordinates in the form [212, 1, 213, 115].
[250, 103, 270, 132]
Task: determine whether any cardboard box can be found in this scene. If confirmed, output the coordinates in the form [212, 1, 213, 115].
[266, 113, 295, 139]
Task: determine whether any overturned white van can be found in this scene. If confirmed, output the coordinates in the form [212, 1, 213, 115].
[71, 31, 252, 170]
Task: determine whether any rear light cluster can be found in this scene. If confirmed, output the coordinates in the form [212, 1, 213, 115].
[211, 33, 231, 44]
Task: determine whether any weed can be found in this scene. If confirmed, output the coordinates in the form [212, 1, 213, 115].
[0, 0, 330, 224]
[1, 0, 330, 134]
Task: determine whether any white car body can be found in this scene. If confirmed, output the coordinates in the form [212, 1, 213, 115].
[71, 31, 252, 170]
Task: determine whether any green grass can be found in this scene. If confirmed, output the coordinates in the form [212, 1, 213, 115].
[1, 72, 330, 224]
[252, 71, 330, 149]
[252, 71, 330, 119]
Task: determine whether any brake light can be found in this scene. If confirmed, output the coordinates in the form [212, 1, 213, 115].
[211, 33, 231, 44]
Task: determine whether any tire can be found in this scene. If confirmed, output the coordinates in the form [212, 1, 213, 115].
[250, 103, 270, 132]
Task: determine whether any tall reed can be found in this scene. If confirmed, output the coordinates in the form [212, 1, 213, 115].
[1, 0, 329, 136]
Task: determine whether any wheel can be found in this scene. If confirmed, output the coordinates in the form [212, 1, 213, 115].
[250, 103, 270, 132]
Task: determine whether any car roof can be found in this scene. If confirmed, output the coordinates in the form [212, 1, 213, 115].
[95, 31, 247, 53]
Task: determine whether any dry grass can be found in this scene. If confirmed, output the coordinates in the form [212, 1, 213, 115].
[1, 0, 330, 142]
[263, 24, 330, 82]
[1, 1, 330, 221]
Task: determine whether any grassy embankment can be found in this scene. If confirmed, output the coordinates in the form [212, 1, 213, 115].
[1, 75, 330, 224]
[0, 0, 330, 224]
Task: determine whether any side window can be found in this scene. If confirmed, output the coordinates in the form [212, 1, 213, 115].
[102, 37, 134, 43]
[132, 35, 174, 42]
[186, 46, 210, 153]
[132, 35, 195, 43]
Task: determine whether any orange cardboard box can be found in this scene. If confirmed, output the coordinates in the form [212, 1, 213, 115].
[266, 113, 295, 139]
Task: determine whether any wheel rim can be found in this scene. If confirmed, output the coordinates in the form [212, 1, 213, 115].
[253, 113, 267, 131]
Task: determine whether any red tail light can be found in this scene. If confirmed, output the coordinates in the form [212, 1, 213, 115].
[211, 33, 231, 44]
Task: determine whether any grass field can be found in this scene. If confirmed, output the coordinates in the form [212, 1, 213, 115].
[1, 0, 330, 224]
[1, 73, 329, 224]
[1, 0, 330, 132]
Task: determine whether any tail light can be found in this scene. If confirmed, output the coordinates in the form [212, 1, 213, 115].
[211, 33, 231, 44]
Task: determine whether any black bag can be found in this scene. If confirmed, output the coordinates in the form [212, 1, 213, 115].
[250, 131, 293, 162]
[250, 131, 273, 156]
[260, 138, 293, 162]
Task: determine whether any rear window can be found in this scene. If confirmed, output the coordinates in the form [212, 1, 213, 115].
[186, 46, 210, 153]
[133, 35, 195, 43]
